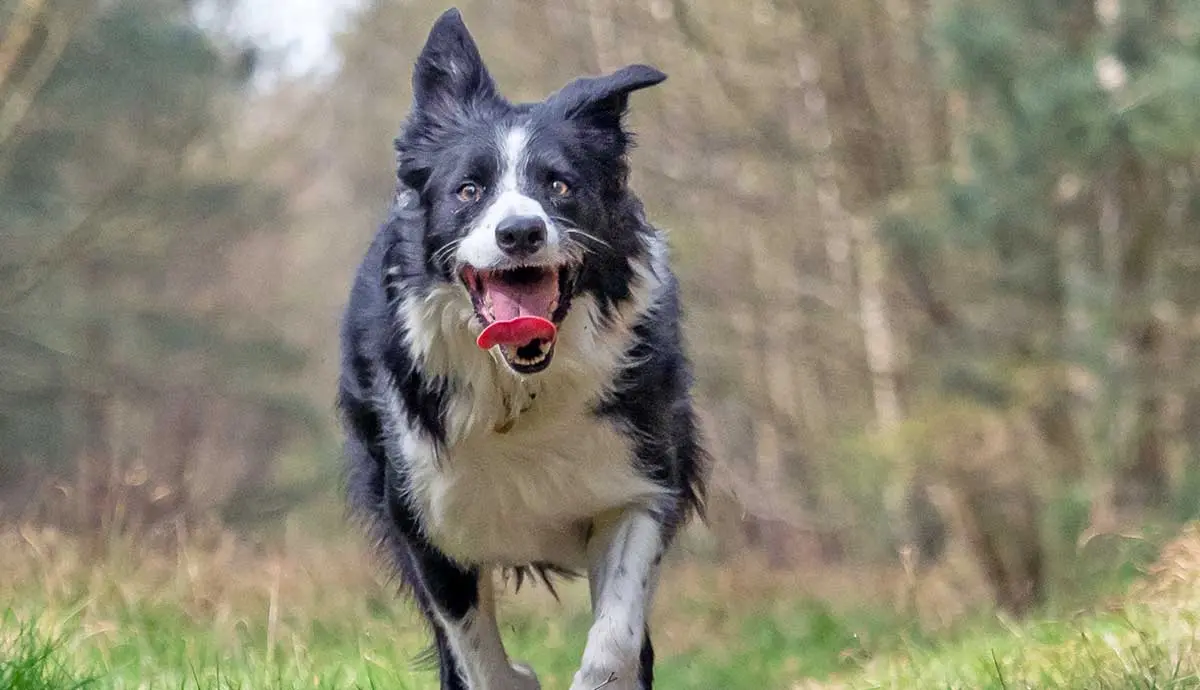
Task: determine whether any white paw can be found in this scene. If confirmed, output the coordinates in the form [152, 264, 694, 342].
[569, 667, 633, 690]
[568, 641, 639, 690]
[501, 661, 541, 690]
[569, 610, 643, 690]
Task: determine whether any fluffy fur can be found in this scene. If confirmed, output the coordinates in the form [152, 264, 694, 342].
[337, 9, 707, 690]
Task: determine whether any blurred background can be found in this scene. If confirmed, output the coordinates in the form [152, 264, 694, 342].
[4, 0, 1200, 674]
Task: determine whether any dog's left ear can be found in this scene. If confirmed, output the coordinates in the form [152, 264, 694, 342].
[548, 64, 666, 130]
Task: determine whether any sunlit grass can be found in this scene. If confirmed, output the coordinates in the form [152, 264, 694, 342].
[1, 616, 95, 690]
[0, 524, 889, 689]
[820, 608, 1200, 689]
[804, 525, 1200, 689]
[4, 523, 1200, 689]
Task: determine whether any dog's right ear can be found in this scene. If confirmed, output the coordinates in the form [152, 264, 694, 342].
[411, 9, 498, 115]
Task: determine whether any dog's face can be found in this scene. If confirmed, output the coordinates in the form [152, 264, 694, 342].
[394, 9, 664, 375]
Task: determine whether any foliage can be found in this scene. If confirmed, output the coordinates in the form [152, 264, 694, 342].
[6, 0, 1200, 632]
[5, 525, 1200, 689]
[0, 0, 319, 530]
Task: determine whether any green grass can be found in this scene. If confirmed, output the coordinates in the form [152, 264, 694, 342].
[838, 608, 1200, 689]
[6, 597, 1199, 690]
[0, 587, 883, 689]
[2, 526, 886, 689]
[1, 617, 96, 690]
[3, 526, 1199, 689]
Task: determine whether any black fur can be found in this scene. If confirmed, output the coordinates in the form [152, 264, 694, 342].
[338, 9, 706, 688]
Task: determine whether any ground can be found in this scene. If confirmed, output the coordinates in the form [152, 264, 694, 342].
[3, 523, 1200, 689]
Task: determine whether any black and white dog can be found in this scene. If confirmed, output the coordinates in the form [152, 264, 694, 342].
[337, 9, 707, 689]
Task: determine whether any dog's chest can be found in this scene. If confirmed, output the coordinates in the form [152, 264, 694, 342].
[406, 404, 662, 568]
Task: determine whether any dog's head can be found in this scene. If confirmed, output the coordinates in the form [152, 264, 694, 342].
[394, 9, 665, 375]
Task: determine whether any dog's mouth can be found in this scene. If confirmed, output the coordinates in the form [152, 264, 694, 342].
[461, 264, 575, 374]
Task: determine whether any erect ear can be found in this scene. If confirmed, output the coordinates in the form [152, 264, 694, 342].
[411, 9, 498, 114]
[547, 64, 666, 129]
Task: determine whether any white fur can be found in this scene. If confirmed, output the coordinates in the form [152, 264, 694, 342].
[571, 511, 665, 690]
[390, 234, 671, 568]
[457, 126, 564, 269]
[436, 573, 541, 690]
[499, 127, 527, 192]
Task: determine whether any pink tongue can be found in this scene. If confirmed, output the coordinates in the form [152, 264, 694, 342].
[477, 316, 556, 350]
[475, 272, 559, 349]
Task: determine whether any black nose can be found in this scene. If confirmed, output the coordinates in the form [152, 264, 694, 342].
[495, 216, 547, 258]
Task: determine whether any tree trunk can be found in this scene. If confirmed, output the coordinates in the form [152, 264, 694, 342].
[1114, 154, 1169, 509]
[75, 261, 113, 544]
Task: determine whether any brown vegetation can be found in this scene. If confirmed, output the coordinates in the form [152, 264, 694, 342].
[4, 0, 1200, 622]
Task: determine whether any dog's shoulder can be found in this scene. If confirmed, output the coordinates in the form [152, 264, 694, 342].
[339, 208, 454, 443]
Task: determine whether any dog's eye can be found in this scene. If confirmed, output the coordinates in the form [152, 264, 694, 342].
[457, 182, 482, 203]
[550, 179, 570, 197]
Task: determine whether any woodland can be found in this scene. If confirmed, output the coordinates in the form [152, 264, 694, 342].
[4, 1, 1200, 686]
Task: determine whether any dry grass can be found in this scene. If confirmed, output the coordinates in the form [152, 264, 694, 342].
[796, 525, 1200, 689]
[0, 521, 893, 689]
[6, 521, 1200, 689]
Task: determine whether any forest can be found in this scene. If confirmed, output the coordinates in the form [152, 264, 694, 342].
[4, 0, 1200, 687]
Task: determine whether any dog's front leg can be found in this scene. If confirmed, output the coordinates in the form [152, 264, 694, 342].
[412, 552, 540, 690]
[571, 509, 664, 690]
[386, 470, 538, 690]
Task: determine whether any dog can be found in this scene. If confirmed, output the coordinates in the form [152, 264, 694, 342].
[337, 9, 707, 689]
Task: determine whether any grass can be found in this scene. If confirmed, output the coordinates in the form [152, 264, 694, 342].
[2, 522, 1200, 689]
[0, 523, 893, 689]
[824, 609, 1200, 689]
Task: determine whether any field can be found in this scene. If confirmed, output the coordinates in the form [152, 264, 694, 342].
[4, 523, 1200, 690]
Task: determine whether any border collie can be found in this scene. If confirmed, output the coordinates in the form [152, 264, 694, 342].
[337, 9, 707, 689]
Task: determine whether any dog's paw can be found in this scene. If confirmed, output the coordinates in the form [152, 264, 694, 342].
[568, 668, 632, 690]
[569, 614, 642, 690]
[568, 654, 638, 690]
[503, 661, 541, 690]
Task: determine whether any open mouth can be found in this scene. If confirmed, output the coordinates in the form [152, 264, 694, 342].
[461, 264, 574, 374]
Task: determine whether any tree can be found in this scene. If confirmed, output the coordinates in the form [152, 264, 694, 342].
[0, 0, 318, 535]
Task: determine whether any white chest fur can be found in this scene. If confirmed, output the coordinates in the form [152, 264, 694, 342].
[389, 236, 671, 567]
[403, 402, 665, 567]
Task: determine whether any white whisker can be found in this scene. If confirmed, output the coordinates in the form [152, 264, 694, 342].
[432, 238, 465, 266]
[566, 229, 609, 247]
[553, 219, 611, 251]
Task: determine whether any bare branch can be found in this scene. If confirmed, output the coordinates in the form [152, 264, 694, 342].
[0, 4, 84, 152]
[0, 0, 47, 92]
